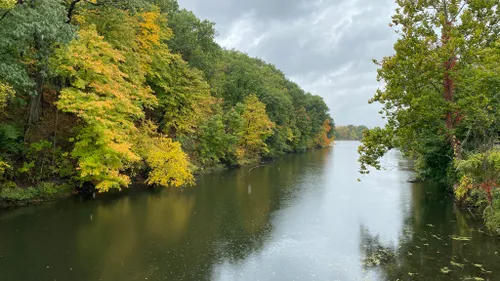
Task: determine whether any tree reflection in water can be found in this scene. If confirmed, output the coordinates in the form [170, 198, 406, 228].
[360, 183, 499, 281]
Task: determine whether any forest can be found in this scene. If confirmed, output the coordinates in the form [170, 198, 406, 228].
[0, 0, 334, 206]
[358, 0, 500, 234]
[334, 125, 368, 141]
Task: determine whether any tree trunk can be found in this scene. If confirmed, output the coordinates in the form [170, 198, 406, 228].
[24, 72, 44, 137]
[442, 18, 461, 160]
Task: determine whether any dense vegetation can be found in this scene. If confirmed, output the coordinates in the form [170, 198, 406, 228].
[334, 125, 368, 141]
[0, 0, 333, 205]
[358, 0, 500, 234]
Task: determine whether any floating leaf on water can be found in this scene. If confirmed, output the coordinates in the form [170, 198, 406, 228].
[432, 234, 442, 240]
[440, 266, 454, 274]
[450, 260, 465, 268]
[462, 277, 486, 281]
[452, 235, 471, 241]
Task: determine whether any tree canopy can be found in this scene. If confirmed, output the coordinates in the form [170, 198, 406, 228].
[0, 0, 334, 198]
[358, 0, 500, 233]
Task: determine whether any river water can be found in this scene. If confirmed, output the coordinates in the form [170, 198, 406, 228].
[0, 141, 499, 281]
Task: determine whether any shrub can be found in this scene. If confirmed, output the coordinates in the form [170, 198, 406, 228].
[0, 182, 73, 204]
[484, 190, 500, 235]
[455, 149, 500, 234]
[17, 140, 74, 184]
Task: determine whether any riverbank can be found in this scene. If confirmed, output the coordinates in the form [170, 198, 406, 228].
[0, 182, 74, 210]
[0, 155, 281, 210]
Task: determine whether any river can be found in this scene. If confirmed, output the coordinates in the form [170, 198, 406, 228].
[0, 141, 498, 281]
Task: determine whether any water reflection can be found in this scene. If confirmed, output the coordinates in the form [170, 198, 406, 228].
[0, 144, 328, 281]
[360, 182, 500, 281]
[0, 142, 499, 281]
[211, 143, 411, 281]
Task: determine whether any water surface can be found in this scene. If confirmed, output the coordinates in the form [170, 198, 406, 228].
[0, 141, 499, 281]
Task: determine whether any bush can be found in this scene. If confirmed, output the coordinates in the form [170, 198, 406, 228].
[0, 182, 73, 204]
[455, 149, 500, 235]
[17, 140, 74, 184]
[484, 190, 500, 235]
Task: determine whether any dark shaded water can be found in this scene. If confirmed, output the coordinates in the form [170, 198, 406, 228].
[0, 142, 499, 281]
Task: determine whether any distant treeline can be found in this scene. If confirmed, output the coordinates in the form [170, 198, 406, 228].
[334, 125, 368, 141]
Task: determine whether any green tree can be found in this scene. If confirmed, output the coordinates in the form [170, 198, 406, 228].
[194, 106, 238, 168]
[359, 0, 499, 182]
[165, 8, 221, 80]
[148, 47, 213, 139]
[0, 0, 74, 124]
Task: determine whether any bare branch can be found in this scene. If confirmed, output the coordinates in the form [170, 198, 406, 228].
[452, 1, 468, 23]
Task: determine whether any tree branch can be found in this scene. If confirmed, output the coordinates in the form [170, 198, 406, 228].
[0, 9, 11, 22]
[66, 0, 82, 23]
[0, 0, 24, 23]
[452, 1, 468, 23]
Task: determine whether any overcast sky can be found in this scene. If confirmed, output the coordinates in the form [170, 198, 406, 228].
[178, 0, 398, 127]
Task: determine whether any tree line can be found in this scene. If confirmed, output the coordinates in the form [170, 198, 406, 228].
[334, 125, 368, 141]
[358, 0, 499, 234]
[0, 0, 334, 203]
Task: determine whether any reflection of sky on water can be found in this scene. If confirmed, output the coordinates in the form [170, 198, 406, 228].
[212, 142, 413, 281]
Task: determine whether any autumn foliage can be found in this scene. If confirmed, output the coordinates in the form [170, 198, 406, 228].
[0, 0, 333, 197]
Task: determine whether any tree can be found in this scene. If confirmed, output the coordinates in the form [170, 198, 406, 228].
[314, 119, 334, 147]
[165, 8, 221, 80]
[148, 48, 214, 139]
[359, 0, 499, 182]
[0, 0, 16, 10]
[134, 121, 193, 187]
[0, 0, 74, 125]
[52, 26, 156, 191]
[0, 82, 14, 113]
[235, 94, 275, 165]
[145, 136, 193, 187]
[0, 0, 335, 202]
[334, 125, 368, 140]
[193, 106, 238, 168]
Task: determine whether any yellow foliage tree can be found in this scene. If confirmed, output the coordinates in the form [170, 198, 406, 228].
[0, 82, 14, 113]
[52, 26, 156, 191]
[145, 136, 194, 187]
[236, 94, 275, 165]
[134, 121, 194, 187]
[0, 0, 16, 10]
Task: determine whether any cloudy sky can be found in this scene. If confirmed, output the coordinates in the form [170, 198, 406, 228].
[178, 0, 399, 127]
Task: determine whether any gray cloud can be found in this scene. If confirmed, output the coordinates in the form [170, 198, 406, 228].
[178, 0, 398, 127]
